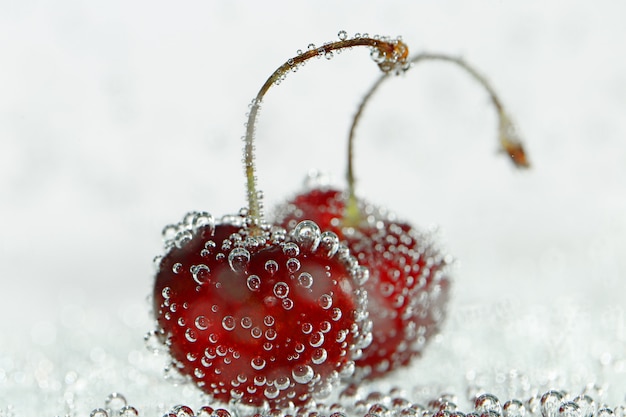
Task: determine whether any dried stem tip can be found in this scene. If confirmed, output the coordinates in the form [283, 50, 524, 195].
[244, 33, 409, 234]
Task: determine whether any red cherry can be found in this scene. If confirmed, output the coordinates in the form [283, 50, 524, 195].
[276, 187, 450, 379]
[150, 32, 410, 407]
[275, 53, 530, 379]
[153, 214, 371, 407]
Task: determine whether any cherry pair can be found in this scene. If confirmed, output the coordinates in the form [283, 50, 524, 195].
[151, 32, 529, 409]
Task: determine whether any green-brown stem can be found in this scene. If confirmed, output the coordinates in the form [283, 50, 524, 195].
[244, 33, 409, 235]
[345, 52, 530, 225]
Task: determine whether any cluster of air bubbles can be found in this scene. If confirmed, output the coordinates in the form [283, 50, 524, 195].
[162, 212, 215, 251]
[81, 385, 626, 417]
[89, 393, 138, 417]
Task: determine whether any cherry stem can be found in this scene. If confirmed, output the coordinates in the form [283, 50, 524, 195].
[345, 52, 530, 224]
[243, 33, 409, 235]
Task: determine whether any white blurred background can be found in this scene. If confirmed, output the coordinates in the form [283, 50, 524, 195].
[1, 1, 625, 415]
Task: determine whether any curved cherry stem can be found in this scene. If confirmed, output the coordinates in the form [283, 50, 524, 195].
[345, 53, 530, 223]
[243, 33, 409, 235]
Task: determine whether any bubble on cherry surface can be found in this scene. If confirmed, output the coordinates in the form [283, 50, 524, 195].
[319, 231, 340, 258]
[228, 247, 250, 272]
[247, 274, 261, 291]
[265, 260, 279, 275]
[222, 316, 236, 331]
[191, 264, 211, 285]
[250, 357, 266, 370]
[273, 282, 289, 299]
[286, 257, 301, 273]
[291, 364, 314, 384]
[293, 220, 321, 252]
[298, 272, 314, 288]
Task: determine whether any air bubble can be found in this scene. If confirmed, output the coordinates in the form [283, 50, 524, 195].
[241, 316, 252, 329]
[214, 410, 232, 417]
[558, 403, 580, 417]
[265, 260, 279, 276]
[191, 264, 211, 285]
[309, 331, 324, 347]
[292, 364, 314, 384]
[222, 316, 236, 331]
[216, 345, 228, 356]
[331, 308, 342, 321]
[251, 357, 266, 370]
[286, 258, 301, 273]
[312, 348, 328, 364]
[319, 232, 340, 258]
[171, 405, 195, 417]
[104, 393, 127, 412]
[251, 327, 262, 338]
[298, 272, 313, 288]
[162, 287, 172, 299]
[475, 394, 502, 415]
[276, 376, 290, 390]
[540, 391, 564, 417]
[185, 328, 197, 342]
[283, 242, 300, 257]
[302, 323, 313, 334]
[264, 315, 275, 327]
[247, 275, 261, 291]
[338, 30, 348, 40]
[336, 329, 348, 343]
[172, 263, 183, 274]
[319, 294, 333, 309]
[153, 255, 163, 271]
[195, 316, 209, 331]
[273, 282, 289, 298]
[90, 409, 109, 417]
[162, 224, 178, 241]
[573, 395, 595, 417]
[175, 230, 193, 249]
[228, 247, 250, 272]
[119, 406, 139, 417]
[352, 266, 370, 285]
[254, 375, 266, 386]
[293, 221, 321, 252]
[503, 400, 526, 417]
[282, 298, 294, 310]
[320, 321, 331, 333]
[265, 385, 280, 399]
[192, 212, 215, 233]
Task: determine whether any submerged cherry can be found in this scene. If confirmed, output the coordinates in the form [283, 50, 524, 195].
[151, 32, 410, 408]
[276, 53, 530, 379]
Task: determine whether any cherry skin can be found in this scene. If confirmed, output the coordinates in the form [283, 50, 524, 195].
[153, 212, 371, 408]
[276, 186, 451, 379]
